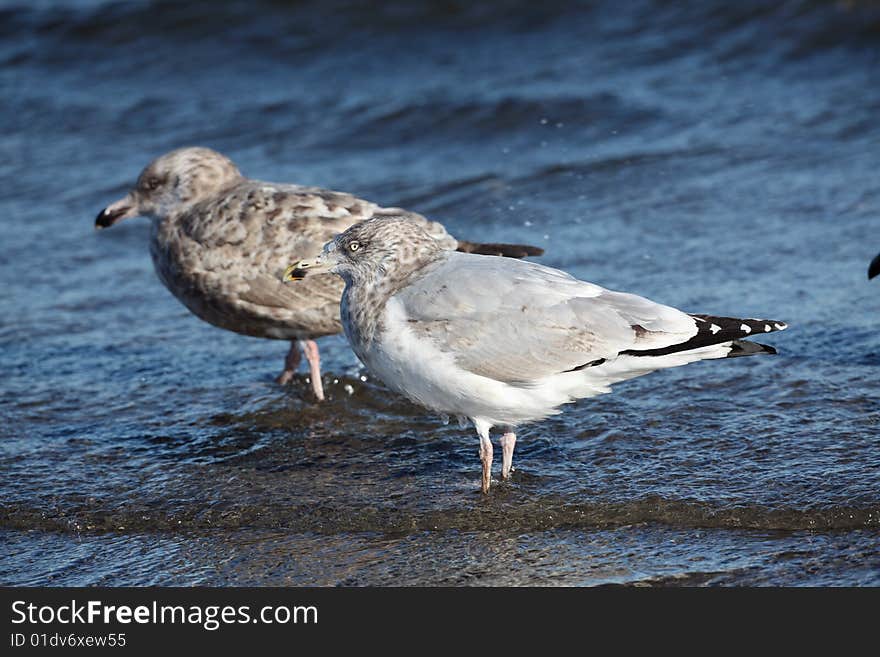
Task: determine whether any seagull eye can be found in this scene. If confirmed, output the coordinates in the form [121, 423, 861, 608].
[146, 177, 161, 190]
[349, 242, 360, 252]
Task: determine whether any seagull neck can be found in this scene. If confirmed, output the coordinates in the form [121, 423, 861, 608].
[341, 274, 393, 348]
[341, 256, 436, 347]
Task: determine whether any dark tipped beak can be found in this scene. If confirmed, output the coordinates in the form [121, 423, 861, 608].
[869, 253, 880, 280]
[95, 206, 126, 229]
[283, 265, 309, 281]
[95, 196, 137, 230]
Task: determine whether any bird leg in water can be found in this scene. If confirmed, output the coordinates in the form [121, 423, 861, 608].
[299, 339, 325, 401]
[475, 421, 494, 493]
[276, 341, 302, 385]
[500, 431, 516, 479]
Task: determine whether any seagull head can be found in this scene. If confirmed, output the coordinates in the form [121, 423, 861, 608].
[95, 147, 243, 229]
[284, 215, 443, 285]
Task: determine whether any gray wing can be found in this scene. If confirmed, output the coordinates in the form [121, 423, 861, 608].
[394, 252, 699, 383]
[166, 180, 457, 337]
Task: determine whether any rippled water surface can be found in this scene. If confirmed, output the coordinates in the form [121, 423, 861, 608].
[2, 0, 879, 586]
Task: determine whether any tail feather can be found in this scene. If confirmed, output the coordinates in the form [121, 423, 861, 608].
[456, 240, 544, 258]
[869, 252, 880, 280]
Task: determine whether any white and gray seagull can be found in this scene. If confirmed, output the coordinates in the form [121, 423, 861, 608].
[95, 147, 542, 399]
[285, 215, 789, 493]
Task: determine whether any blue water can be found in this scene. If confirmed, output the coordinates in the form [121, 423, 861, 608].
[1, 0, 879, 586]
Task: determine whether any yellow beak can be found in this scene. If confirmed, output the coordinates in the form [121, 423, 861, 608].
[283, 255, 331, 282]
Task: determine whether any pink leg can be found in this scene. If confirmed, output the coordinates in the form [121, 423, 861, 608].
[475, 421, 493, 494]
[480, 439, 493, 494]
[276, 341, 302, 385]
[300, 339, 325, 401]
[500, 431, 516, 480]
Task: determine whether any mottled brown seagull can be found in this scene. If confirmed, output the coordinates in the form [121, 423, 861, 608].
[96, 147, 542, 399]
[285, 216, 788, 493]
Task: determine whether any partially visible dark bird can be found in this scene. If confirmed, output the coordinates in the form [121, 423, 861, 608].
[869, 253, 880, 280]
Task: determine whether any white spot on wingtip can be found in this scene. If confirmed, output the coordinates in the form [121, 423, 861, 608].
[710, 324, 721, 334]
[764, 324, 772, 332]
[774, 322, 787, 330]
[740, 323, 751, 334]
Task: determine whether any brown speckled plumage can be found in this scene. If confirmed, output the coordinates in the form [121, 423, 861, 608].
[96, 147, 538, 396]
[148, 178, 375, 341]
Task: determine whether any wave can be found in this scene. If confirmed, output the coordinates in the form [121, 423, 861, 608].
[2, 495, 877, 535]
[4, 0, 879, 63]
[325, 93, 661, 150]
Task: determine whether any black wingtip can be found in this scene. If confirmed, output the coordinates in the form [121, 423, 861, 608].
[456, 241, 544, 258]
[727, 339, 777, 358]
[621, 315, 787, 358]
[869, 252, 880, 280]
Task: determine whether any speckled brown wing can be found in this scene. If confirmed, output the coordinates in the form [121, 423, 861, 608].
[153, 182, 360, 340]
[369, 205, 458, 250]
[151, 180, 459, 341]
